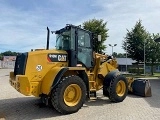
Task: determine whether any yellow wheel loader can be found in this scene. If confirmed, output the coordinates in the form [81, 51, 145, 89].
[9, 24, 151, 114]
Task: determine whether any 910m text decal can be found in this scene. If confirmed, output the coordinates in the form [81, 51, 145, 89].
[47, 53, 67, 62]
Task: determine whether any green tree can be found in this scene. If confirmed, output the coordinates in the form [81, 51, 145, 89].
[1, 51, 18, 56]
[82, 19, 109, 53]
[117, 53, 126, 58]
[0, 53, 3, 60]
[122, 20, 149, 74]
[146, 33, 160, 75]
[112, 52, 126, 58]
[112, 52, 117, 57]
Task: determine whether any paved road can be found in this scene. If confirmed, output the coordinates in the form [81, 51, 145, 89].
[0, 69, 160, 120]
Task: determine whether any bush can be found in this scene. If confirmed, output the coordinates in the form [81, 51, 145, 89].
[129, 68, 144, 74]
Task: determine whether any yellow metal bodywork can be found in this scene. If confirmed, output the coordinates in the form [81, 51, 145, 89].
[9, 49, 120, 97]
[41, 67, 64, 95]
[25, 49, 68, 83]
[127, 77, 134, 92]
[10, 72, 30, 96]
[10, 49, 69, 97]
[9, 49, 88, 97]
[88, 53, 118, 91]
[63, 84, 82, 107]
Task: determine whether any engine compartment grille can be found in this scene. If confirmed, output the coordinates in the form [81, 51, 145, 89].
[14, 53, 28, 75]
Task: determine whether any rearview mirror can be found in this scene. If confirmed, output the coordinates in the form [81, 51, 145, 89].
[98, 35, 101, 42]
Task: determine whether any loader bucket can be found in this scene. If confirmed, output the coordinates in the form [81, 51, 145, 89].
[131, 79, 152, 97]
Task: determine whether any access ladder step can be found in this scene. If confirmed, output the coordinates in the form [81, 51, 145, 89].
[89, 91, 97, 99]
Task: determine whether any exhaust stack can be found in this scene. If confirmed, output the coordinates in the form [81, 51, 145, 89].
[46, 27, 50, 50]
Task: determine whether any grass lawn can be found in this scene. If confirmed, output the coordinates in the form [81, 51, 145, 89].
[123, 72, 160, 78]
[152, 72, 160, 77]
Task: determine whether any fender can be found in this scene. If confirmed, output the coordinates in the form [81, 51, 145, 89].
[51, 68, 89, 92]
[41, 67, 68, 95]
[52, 68, 69, 89]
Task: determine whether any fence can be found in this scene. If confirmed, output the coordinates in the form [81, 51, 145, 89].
[0, 61, 15, 69]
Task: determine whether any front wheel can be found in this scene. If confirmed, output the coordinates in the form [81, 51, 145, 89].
[109, 75, 128, 102]
[51, 75, 86, 114]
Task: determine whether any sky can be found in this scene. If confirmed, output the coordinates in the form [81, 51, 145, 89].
[0, 0, 160, 55]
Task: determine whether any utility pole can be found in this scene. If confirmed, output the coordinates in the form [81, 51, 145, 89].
[144, 40, 146, 76]
[125, 42, 127, 72]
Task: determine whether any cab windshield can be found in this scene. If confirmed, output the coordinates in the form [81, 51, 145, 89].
[56, 30, 71, 50]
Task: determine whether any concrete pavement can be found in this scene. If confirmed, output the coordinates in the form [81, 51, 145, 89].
[0, 69, 160, 120]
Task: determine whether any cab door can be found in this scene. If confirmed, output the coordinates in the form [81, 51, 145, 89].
[77, 30, 93, 68]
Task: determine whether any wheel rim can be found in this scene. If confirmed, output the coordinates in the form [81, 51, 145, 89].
[116, 80, 126, 97]
[63, 84, 82, 107]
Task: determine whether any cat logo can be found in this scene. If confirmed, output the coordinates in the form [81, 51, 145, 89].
[58, 55, 67, 61]
[47, 53, 67, 62]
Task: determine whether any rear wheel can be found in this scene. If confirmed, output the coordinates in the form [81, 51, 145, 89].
[109, 75, 128, 102]
[51, 75, 86, 114]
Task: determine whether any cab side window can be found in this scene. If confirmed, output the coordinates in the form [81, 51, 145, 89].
[77, 30, 93, 68]
[78, 30, 91, 48]
[84, 33, 90, 47]
[78, 31, 85, 47]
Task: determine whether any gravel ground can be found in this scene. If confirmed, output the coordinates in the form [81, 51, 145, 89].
[0, 69, 160, 120]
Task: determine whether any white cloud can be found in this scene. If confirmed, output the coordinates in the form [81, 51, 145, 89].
[0, 0, 160, 55]
[0, 2, 51, 52]
[89, 0, 160, 54]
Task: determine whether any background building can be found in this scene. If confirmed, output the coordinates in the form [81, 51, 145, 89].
[0, 56, 16, 69]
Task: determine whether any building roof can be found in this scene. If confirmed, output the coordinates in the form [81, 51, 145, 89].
[3, 56, 16, 61]
[116, 58, 136, 65]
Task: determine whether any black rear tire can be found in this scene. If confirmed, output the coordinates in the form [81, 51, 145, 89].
[51, 75, 86, 114]
[109, 75, 128, 102]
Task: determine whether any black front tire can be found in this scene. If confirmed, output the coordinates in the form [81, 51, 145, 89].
[109, 75, 128, 102]
[51, 75, 86, 114]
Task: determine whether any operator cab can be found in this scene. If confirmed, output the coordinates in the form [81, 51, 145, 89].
[55, 24, 94, 68]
